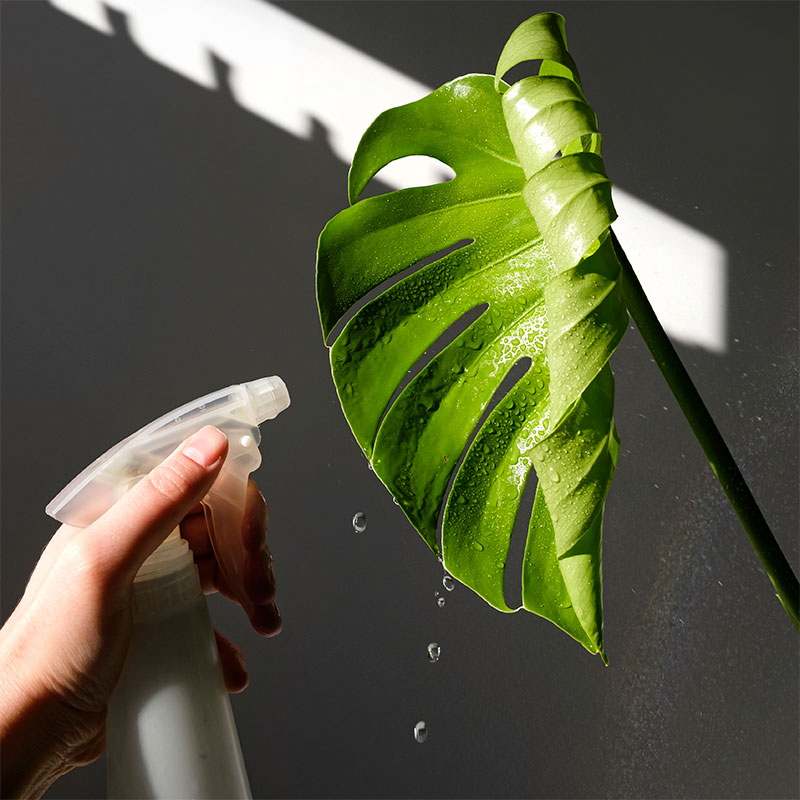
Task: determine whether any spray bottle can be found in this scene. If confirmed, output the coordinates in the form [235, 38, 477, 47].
[46, 377, 291, 799]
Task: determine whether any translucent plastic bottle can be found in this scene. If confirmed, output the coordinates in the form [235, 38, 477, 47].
[106, 529, 251, 798]
[46, 377, 291, 799]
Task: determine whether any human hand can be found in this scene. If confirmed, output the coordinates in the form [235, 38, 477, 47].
[0, 426, 280, 798]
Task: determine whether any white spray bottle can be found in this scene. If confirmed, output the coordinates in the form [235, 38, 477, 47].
[46, 377, 291, 799]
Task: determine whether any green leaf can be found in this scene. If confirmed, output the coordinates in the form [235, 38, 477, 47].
[316, 13, 627, 657]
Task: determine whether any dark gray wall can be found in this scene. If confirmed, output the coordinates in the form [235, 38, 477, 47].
[2, 2, 798, 798]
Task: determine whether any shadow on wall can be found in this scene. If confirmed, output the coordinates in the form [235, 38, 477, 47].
[49, 0, 728, 353]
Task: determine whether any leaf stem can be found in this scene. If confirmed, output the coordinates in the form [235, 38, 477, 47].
[610, 229, 800, 631]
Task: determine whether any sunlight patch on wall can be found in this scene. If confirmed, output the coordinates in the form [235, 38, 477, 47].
[48, 0, 727, 352]
[612, 192, 726, 353]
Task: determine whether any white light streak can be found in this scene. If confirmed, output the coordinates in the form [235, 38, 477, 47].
[48, 0, 728, 352]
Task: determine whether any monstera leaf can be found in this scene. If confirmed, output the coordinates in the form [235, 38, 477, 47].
[316, 13, 629, 658]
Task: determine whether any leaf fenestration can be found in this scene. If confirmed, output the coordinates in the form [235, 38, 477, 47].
[316, 13, 628, 657]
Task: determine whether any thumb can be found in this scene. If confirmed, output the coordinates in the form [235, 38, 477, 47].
[84, 425, 229, 583]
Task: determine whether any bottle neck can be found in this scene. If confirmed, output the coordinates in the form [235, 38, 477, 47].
[132, 529, 202, 622]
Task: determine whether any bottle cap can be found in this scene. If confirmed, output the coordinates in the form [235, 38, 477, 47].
[133, 529, 201, 620]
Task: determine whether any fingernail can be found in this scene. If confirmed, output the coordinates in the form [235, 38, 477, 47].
[251, 603, 282, 637]
[182, 426, 228, 467]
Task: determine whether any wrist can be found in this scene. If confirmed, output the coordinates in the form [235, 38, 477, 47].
[0, 628, 70, 798]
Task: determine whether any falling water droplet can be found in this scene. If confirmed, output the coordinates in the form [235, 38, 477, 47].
[427, 643, 441, 663]
[352, 512, 367, 533]
[443, 574, 455, 592]
[414, 721, 428, 743]
[437, 596, 446, 608]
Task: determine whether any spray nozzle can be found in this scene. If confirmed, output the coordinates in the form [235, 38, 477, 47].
[245, 376, 291, 423]
[46, 377, 291, 612]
